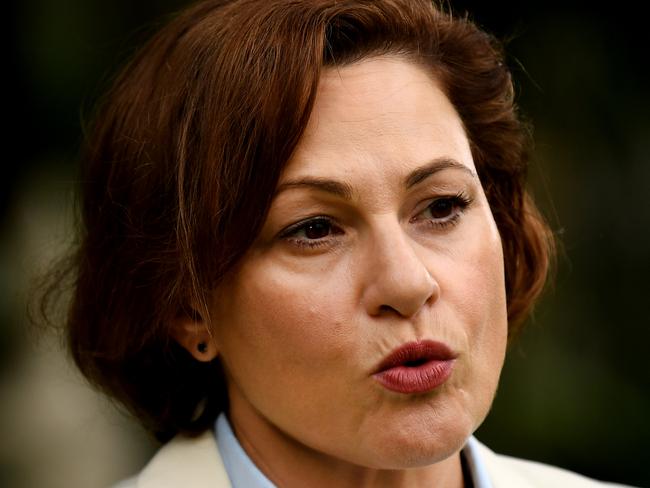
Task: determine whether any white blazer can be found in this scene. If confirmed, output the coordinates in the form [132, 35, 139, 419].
[114, 430, 633, 487]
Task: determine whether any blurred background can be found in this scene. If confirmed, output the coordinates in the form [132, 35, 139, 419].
[3, 0, 648, 487]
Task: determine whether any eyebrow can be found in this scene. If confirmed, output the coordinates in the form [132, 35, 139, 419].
[274, 157, 477, 200]
[405, 157, 477, 188]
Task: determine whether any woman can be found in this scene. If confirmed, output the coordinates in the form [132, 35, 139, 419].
[43, 0, 633, 486]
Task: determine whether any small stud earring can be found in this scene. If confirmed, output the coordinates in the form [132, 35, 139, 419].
[197, 342, 208, 353]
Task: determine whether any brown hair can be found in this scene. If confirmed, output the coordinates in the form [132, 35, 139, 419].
[43, 0, 554, 442]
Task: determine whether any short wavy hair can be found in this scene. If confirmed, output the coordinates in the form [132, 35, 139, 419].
[43, 0, 554, 442]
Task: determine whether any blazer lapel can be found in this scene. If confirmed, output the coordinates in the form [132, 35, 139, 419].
[137, 430, 232, 488]
[472, 439, 536, 488]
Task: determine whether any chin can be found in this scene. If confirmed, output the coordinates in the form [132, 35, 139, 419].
[362, 435, 469, 470]
[354, 410, 475, 470]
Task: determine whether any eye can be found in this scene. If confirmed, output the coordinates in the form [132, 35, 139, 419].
[427, 198, 455, 218]
[279, 216, 342, 249]
[415, 192, 473, 229]
[299, 219, 333, 239]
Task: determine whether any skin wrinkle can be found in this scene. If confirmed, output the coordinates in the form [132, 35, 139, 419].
[203, 57, 507, 487]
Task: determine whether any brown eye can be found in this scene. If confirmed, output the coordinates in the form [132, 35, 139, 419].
[416, 193, 473, 230]
[427, 198, 454, 219]
[280, 216, 342, 247]
[303, 219, 332, 239]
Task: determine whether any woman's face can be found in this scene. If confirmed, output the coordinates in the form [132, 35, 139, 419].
[209, 56, 508, 470]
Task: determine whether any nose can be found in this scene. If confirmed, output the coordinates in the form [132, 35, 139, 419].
[361, 220, 439, 319]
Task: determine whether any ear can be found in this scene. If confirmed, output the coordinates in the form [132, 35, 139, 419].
[170, 309, 219, 362]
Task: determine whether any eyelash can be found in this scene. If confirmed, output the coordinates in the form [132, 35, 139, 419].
[279, 192, 474, 250]
[412, 191, 473, 229]
[278, 217, 342, 250]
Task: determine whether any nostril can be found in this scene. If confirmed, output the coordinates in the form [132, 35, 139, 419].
[378, 304, 398, 314]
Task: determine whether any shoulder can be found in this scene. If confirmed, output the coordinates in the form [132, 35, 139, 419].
[473, 438, 635, 488]
[111, 477, 137, 488]
[111, 429, 231, 488]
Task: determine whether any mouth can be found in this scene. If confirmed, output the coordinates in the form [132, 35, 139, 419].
[372, 340, 457, 394]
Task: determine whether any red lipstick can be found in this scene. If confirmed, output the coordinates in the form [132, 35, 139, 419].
[372, 340, 456, 394]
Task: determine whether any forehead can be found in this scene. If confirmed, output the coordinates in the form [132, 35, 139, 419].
[282, 56, 475, 183]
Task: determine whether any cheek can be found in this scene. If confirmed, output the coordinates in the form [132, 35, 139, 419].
[453, 211, 507, 337]
[440, 213, 508, 384]
[213, 259, 358, 379]
[212, 258, 365, 440]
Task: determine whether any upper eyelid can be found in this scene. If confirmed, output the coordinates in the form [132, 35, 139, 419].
[282, 204, 449, 239]
[410, 191, 471, 215]
[278, 189, 475, 237]
[279, 215, 340, 238]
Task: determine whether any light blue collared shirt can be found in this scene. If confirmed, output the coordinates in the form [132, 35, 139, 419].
[215, 413, 493, 488]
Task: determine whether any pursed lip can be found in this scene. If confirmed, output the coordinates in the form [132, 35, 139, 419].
[371, 339, 458, 394]
[372, 339, 457, 374]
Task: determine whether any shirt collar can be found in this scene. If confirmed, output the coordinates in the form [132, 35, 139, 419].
[216, 413, 276, 488]
[215, 412, 492, 488]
